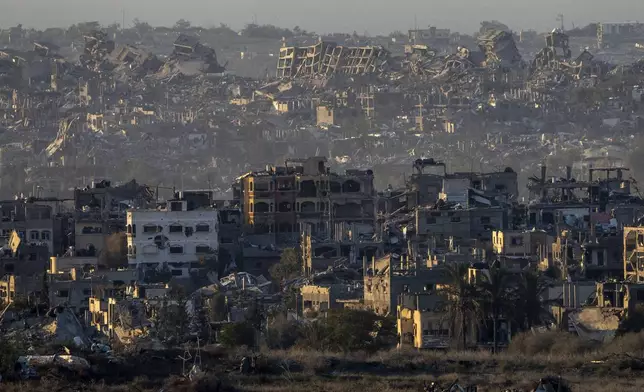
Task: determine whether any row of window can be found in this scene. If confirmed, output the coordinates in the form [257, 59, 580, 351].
[425, 216, 492, 225]
[249, 180, 362, 193]
[28, 230, 52, 241]
[1, 229, 52, 241]
[128, 244, 213, 255]
[249, 202, 329, 213]
[127, 223, 212, 235]
[56, 288, 92, 297]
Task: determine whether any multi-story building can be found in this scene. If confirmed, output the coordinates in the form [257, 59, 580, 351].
[235, 156, 376, 244]
[581, 235, 623, 280]
[0, 200, 56, 255]
[363, 253, 445, 317]
[492, 229, 553, 258]
[624, 226, 644, 283]
[397, 292, 450, 349]
[48, 268, 136, 315]
[301, 284, 361, 312]
[126, 198, 219, 278]
[406, 159, 519, 209]
[301, 221, 383, 275]
[416, 205, 507, 246]
[73, 179, 153, 260]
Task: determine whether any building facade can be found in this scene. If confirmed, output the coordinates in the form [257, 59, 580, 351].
[235, 157, 376, 244]
[126, 199, 219, 278]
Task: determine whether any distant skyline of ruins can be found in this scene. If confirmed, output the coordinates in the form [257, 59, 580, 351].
[0, 0, 643, 35]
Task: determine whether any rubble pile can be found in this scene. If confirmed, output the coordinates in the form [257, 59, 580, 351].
[0, 21, 642, 201]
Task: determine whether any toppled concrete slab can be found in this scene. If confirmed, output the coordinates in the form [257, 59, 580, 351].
[569, 307, 620, 343]
[44, 306, 89, 345]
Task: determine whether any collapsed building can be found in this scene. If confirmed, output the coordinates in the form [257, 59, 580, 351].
[476, 29, 523, 68]
[80, 30, 115, 71]
[234, 156, 376, 242]
[159, 34, 226, 76]
[277, 40, 389, 78]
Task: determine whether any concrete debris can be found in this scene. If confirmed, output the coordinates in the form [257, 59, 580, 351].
[44, 306, 90, 346]
[219, 272, 271, 294]
[16, 354, 90, 379]
[277, 40, 389, 78]
[568, 307, 620, 343]
[477, 29, 522, 67]
[2, 17, 644, 391]
[422, 380, 478, 392]
[532, 377, 571, 392]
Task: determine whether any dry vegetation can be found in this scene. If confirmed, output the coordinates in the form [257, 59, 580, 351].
[4, 331, 644, 391]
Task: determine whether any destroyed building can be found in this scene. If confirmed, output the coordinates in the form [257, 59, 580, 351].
[126, 196, 219, 279]
[476, 29, 523, 68]
[363, 254, 445, 316]
[2, 19, 644, 383]
[235, 157, 376, 243]
[277, 40, 389, 78]
[159, 34, 226, 76]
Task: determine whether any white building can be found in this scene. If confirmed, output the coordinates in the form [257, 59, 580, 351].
[126, 200, 219, 278]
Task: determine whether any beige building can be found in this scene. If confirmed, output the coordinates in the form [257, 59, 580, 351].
[397, 292, 450, 349]
[300, 284, 360, 312]
[625, 226, 644, 283]
[235, 157, 375, 242]
[364, 254, 445, 316]
[492, 229, 553, 258]
[88, 296, 149, 342]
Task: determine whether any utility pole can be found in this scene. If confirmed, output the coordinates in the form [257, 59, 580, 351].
[557, 14, 564, 32]
[415, 94, 424, 132]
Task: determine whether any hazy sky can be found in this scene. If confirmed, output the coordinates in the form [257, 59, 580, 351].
[0, 0, 643, 35]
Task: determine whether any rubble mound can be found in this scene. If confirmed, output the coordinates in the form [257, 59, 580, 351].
[569, 307, 620, 343]
[43, 306, 88, 345]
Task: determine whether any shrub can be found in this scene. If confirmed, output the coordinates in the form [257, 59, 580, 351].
[0, 335, 27, 378]
[297, 309, 396, 353]
[507, 330, 597, 356]
[617, 304, 644, 335]
[219, 321, 256, 348]
[265, 314, 299, 350]
[605, 331, 644, 355]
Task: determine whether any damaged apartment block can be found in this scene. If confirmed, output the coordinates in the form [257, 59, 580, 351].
[277, 39, 389, 78]
[235, 156, 375, 242]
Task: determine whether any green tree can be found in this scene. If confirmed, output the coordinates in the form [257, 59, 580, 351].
[265, 313, 299, 349]
[99, 232, 128, 269]
[617, 304, 644, 335]
[515, 272, 553, 330]
[132, 18, 152, 35]
[219, 321, 256, 347]
[0, 335, 27, 377]
[207, 292, 228, 322]
[479, 266, 514, 353]
[298, 309, 395, 353]
[209, 23, 236, 36]
[152, 288, 189, 342]
[441, 263, 483, 350]
[269, 248, 301, 283]
[242, 23, 293, 39]
[174, 19, 192, 31]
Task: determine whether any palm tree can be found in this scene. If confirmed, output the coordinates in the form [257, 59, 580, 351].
[515, 271, 554, 330]
[479, 266, 514, 353]
[440, 263, 483, 350]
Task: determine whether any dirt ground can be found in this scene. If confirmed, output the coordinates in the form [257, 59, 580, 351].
[4, 348, 644, 391]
